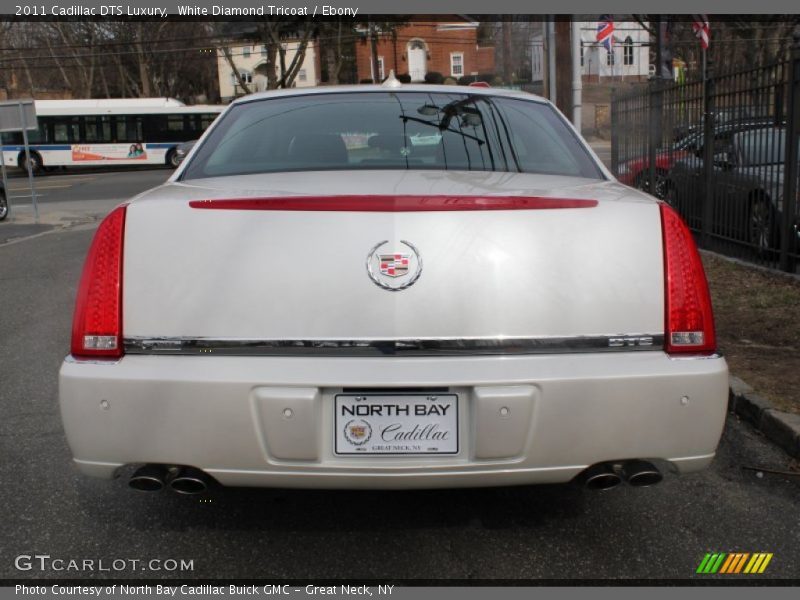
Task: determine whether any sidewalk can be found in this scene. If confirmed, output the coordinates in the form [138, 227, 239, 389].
[587, 140, 612, 168]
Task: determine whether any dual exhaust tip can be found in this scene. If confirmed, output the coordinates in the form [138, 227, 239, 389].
[131, 460, 661, 494]
[129, 465, 212, 495]
[580, 459, 663, 490]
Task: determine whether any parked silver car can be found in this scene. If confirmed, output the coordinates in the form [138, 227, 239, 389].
[59, 85, 728, 494]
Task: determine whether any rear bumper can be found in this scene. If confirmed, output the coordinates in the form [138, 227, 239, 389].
[59, 352, 728, 489]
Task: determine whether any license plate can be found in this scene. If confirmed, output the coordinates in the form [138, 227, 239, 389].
[334, 393, 459, 455]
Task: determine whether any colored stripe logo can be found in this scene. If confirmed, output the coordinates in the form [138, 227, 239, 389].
[696, 552, 773, 574]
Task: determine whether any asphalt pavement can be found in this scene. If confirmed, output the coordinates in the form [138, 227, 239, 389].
[1, 168, 171, 232]
[0, 168, 799, 582]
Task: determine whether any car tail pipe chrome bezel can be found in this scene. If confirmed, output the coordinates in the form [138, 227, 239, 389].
[579, 463, 623, 490]
[578, 460, 663, 490]
[128, 464, 169, 492]
[620, 459, 664, 487]
[169, 466, 213, 495]
[128, 464, 215, 495]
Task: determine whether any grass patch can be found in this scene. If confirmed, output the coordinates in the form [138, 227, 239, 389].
[703, 253, 800, 414]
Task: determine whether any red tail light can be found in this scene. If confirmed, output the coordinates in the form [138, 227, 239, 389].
[660, 203, 716, 355]
[70, 205, 126, 359]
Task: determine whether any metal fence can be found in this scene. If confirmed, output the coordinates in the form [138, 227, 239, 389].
[611, 36, 800, 273]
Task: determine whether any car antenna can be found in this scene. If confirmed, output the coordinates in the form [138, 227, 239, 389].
[381, 70, 402, 89]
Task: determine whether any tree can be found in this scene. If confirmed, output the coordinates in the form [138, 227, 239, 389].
[217, 19, 316, 92]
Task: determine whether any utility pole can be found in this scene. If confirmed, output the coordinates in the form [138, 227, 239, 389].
[555, 19, 573, 121]
[368, 21, 380, 82]
[502, 18, 513, 84]
[571, 18, 582, 131]
[546, 18, 557, 104]
[648, 16, 665, 198]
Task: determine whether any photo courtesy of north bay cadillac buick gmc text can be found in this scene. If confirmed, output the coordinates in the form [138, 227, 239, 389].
[58, 81, 728, 495]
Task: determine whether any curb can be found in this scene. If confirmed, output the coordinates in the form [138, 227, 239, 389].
[729, 376, 800, 458]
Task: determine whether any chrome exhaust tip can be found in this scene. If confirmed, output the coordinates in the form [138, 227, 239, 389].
[622, 460, 663, 487]
[169, 467, 211, 495]
[129, 464, 168, 492]
[581, 463, 622, 490]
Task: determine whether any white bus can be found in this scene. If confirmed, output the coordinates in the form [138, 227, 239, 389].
[0, 98, 224, 171]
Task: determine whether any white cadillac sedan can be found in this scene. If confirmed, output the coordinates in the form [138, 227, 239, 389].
[59, 83, 728, 494]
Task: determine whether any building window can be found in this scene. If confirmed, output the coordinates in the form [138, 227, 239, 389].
[607, 48, 615, 66]
[230, 70, 253, 86]
[261, 45, 267, 57]
[450, 52, 464, 77]
[372, 56, 385, 81]
[243, 46, 251, 58]
[580, 45, 584, 66]
[623, 37, 634, 66]
[298, 69, 307, 82]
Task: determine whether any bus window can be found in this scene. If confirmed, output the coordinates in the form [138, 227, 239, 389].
[3, 120, 49, 145]
[32, 120, 48, 143]
[84, 116, 112, 143]
[168, 115, 186, 139]
[115, 116, 144, 142]
[1, 132, 22, 145]
[144, 115, 166, 141]
[53, 117, 80, 143]
[201, 114, 217, 130]
[185, 115, 200, 137]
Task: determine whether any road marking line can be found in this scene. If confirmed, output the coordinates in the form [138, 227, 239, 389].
[43, 176, 97, 182]
[10, 184, 72, 190]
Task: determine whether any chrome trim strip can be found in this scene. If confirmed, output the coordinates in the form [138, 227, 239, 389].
[668, 353, 724, 361]
[64, 354, 122, 365]
[124, 335, 664, 357]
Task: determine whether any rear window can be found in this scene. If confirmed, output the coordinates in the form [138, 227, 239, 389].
[181, 92, 603, 180]
[736, 128, 788, 167]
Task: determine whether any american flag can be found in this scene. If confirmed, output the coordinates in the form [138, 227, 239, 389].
[692, 15, 710, 50]
[596, 16, 615, 51]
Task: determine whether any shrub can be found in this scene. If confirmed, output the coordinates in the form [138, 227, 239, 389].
[424, 71, 444, 84]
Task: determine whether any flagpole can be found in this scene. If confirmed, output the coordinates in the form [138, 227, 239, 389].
[701, 46, 707, 125]
[702, 46, 707, 83]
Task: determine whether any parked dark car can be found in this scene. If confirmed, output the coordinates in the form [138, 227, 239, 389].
[0, 182, 7, 221]
[668, 126, 799, 253]
[618, 119, 779, 199]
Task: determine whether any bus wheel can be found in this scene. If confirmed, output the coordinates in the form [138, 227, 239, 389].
[166, 149, 180, 169]
[19, 151, 42, 174]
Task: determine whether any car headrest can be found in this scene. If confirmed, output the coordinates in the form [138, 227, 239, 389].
[367, 134, 409, 153]
[288, 134, 348, 164]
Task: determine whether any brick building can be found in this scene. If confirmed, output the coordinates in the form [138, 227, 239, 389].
[356, 19, 495, 83]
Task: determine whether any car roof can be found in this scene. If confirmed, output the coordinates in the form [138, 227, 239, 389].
[231, 84, 548, 106]
[676, 119, 785, 148]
